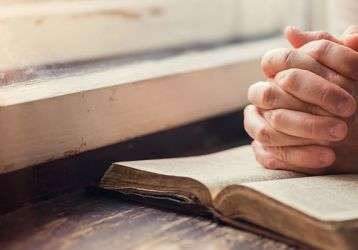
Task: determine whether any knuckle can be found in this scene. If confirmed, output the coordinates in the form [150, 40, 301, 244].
[260, 84, 276, 108]
[261, 49, 282, 76]
[261, 51, 271, 66]
[282, 49, 296, 68]
[256, 125, 272, 145]
[276, 68, 301, 91]
[315, 40, 332, 58]
[261, 48, 296, 77]
[318, 84, 333, 106]
[304, 118, 317, 136]
[274, 147, 288, 162]
[269, 110, 285, 128]
[305, 104, 322, 115]
[316, 31, 331, 40]
[265, 158, 280, 170]
[325, 71, 346, 87]
[261, 48, 283, 66]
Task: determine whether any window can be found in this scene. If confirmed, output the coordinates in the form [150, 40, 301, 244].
[0, 0, 310, 77]
[0, 0, 329, 173]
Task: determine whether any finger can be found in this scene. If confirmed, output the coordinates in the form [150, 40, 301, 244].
[248, 81, 330, 116]
[300, 40, 358, 80]
[252, 141, 334, 172]
[243, 105, 321, 146]
[285, 26, 342, 48]
[252, 141, 299, 170]
[274, 69, 356, 117]
[261, 109, 348, 141]
[261, 48, 354, 91]
[285, 26, 358, 52]
[341, 25, 358, 51]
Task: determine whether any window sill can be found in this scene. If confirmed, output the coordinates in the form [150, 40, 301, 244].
[0, 37, 287, 174]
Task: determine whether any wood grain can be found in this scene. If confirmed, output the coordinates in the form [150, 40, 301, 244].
[0, 38, 287, 174]
[0, 0, 298, 71]
[0, 190, 298, 250]
[0, 0, 240, 70]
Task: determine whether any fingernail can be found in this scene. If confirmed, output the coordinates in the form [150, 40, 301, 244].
[329, 122, 348, 140]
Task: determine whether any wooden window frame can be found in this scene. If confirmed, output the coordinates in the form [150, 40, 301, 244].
[0, 38, 286, 174]
[0, 0, 313, 173]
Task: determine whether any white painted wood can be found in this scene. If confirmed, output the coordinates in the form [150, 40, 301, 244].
[234, 0, 306, 36]
[0, 0, 299, 71]
[307, 0, 328, 30]
[0, 0, 238, 71]
[0, 38, 286, 174]
[327, 0, 358, 35]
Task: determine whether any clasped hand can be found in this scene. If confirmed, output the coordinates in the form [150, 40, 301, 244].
[244, 26, 358, 174]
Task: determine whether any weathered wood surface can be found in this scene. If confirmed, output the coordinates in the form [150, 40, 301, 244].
[0, 190, 297, 250]
[1, 37, 283, 174]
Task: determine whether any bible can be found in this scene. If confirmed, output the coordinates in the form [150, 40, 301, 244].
[99, 145, 358, 250]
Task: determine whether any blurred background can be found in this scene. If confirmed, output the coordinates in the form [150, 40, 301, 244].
[0, 0, 356, 85]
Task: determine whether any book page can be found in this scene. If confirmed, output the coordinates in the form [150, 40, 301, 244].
[243, 175, 358, 221]
[114, 145, 302, 198]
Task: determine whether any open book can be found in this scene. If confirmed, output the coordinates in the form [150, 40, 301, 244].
[99, 145, 358, 250]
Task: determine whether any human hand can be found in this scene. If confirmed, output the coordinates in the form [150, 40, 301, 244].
[244, 26, 358, 174]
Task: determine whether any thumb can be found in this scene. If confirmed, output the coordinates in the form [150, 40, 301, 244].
[341, 25, 358, 51]
[284, 26, 342, 48]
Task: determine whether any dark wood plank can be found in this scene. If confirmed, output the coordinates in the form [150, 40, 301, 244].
[0, 190, 296, 250]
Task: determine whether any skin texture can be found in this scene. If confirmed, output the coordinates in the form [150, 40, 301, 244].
[244, 26, 358, 174]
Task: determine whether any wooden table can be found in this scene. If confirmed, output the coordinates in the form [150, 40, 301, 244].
[0, 112, 300, 250]
[0, 189, 297, 250]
